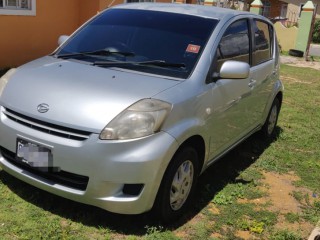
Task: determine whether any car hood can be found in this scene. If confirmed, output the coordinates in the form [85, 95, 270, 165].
[0, 56, 180, 133]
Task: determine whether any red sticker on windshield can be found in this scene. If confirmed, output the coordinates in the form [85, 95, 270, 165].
[186, 44, 200, 54]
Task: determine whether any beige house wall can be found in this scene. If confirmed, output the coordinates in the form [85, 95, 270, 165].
[274, 22, 298, 51]
[287, 3, 300, 22]
[282, 0, 320, 19]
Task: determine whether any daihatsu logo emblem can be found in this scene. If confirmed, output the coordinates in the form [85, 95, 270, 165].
[37, 103, 49, 113]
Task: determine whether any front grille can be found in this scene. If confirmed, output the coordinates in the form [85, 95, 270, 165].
[3, 108, 91, 141]
[0, 146, 89, 191]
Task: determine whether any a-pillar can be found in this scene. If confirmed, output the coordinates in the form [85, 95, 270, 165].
[295, 0, 315, 54]
[250, 0, 263, 15]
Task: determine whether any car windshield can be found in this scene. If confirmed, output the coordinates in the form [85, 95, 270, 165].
[55, 9, 218, 79]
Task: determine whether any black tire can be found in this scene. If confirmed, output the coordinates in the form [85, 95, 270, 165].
[288, 49, 304, 58]
[260, 98, 280, 139]
[154, 147, 199, 223]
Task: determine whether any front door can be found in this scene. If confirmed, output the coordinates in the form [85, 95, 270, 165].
[208, 18, 253, 157]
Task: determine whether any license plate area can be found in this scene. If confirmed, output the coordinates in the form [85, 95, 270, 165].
[16, 138, 55, 172]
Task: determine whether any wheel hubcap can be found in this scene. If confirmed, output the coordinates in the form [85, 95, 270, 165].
[170, 160, 194, 211]
[267, 105, 278, 135]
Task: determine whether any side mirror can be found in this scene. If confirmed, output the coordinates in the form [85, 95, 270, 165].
[219, 60, 250, 79]
[58, 35, 69, 46]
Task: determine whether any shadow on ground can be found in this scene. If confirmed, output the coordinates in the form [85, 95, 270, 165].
[0, 127, 282, 236]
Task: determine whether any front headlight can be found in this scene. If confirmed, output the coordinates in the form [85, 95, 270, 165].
[100, 99, 172, 140]
[0, 68, 16, 96]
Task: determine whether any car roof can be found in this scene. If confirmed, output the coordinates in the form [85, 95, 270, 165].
[112, 3, 258, 21]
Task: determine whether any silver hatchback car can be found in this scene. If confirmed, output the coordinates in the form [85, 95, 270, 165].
[0, 3, 283, 222]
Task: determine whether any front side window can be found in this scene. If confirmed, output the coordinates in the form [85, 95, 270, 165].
[252, 20, 272, 66]
[217, 19, 250, 70]
[56, 9, 218, 79]
[0, 0, 35, 15]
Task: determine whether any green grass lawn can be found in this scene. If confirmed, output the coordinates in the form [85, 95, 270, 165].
[0, 64, 319, 239]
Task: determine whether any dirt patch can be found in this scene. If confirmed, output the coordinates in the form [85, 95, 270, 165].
[281, 76, 314, 84]
[236, 230, 259, 240]
[244, 172, 315, 238]
[174, 171, 317, 239]
[237, 171, 304, 212]
[207, 204, 220, 215]
[261, 171, 301, 213]
[281, 56, 320, 70]
[275, 214, 313, 237]
[210, 232, 223, 239]
[235, 171, 316, 239]
[261, 172, 314, 237]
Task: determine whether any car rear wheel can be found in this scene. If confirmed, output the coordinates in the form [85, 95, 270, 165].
[261, 98, 280, 139]
[154, 147, 199, 223]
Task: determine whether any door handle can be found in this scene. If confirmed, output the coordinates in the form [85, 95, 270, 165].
[248, 79, 256, 88]
[272, 70, 277, 77]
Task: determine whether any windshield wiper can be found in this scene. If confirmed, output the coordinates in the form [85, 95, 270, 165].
[138, 60, 186, 68]
[56, 49, 135, 59]
[93, 60, 186, 69]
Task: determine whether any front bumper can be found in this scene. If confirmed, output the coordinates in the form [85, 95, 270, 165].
[0, 106, 179, 214]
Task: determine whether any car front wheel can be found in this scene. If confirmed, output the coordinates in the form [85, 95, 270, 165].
[154, 147, 199, 223]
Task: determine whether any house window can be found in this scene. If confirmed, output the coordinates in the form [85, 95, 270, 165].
[280, 3, 288, 18]
[262, 0, 270, 18]
[0, 0, 36, 15]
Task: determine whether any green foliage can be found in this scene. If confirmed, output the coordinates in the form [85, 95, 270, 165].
[285, 213, 300, 223]
[312, 19, 320, 43]
[238, 168, 263, 182]
[270, 229, 302, 240]
[249, 221, 264, 234]
[291, 191, 307, 204]
[239, 220, 265, 234]
[302, 200, 320, 224]
[212, 192, 234, 205]
[212, 183, 245, 205]
[144, 226, 178, 240]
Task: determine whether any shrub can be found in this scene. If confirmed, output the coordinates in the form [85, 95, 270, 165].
[312, 19, 320, 43]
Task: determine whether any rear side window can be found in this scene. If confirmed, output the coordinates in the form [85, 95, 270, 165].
[252, 20, 272, 65]
[217, 19, 250, 70]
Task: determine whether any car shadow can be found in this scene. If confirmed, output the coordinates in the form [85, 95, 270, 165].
[0, 127, 282, 236]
